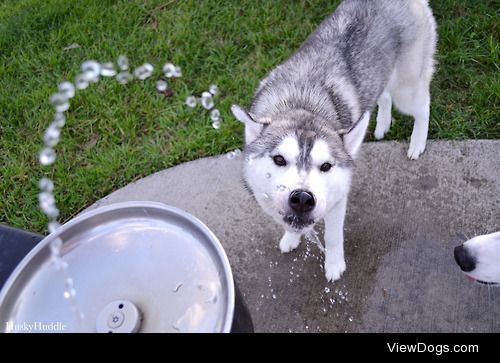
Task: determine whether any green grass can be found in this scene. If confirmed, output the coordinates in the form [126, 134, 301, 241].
[0, 0, 498, 233]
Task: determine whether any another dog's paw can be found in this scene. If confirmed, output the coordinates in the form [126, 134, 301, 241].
[324, 254, 346, 282]
[279, 233, 300, 253]
[407, 137, 426, 160]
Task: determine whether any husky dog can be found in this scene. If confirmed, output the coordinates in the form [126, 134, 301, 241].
[232, 0, 437, 281]
[454, 232, 500, 285]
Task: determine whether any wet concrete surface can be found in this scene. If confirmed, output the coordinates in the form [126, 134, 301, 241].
[87, 140, 500, 332]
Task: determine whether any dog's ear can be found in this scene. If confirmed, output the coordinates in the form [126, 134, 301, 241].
[339, 111, 370, 157]
[231, 104, 268, 144]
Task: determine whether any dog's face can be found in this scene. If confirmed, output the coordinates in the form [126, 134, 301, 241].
[454, 232, 500, 285]
[232, 105, 369, 233]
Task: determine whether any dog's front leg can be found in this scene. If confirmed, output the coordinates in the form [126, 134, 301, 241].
[324, 196, 347, 282]
[279, 231, 301, 253]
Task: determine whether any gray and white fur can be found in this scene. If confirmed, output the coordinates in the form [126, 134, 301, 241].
[232, 0, 437, 281]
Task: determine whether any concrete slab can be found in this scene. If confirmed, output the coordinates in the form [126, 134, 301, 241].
[86, 140, 500, 332]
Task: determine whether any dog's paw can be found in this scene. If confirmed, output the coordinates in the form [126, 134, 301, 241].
[279, 233, 301, 253]
[407, 136, 427, 160]
[324, 254, 346, 282]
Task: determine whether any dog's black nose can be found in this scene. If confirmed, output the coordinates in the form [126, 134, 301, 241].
[289, 190, 316, 213]
[454, 245, 476, 272]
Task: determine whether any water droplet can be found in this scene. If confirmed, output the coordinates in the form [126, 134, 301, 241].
[49, 93, 70, 113]
[209, 84, 218, 95]
[173, 66, 182, 77]
[233, 149, 242, 157]
[348, 316, 353, 322]
[201, 92, 214, 110]
[52, 257, 68, 271]
[185, 95, 197, 108]
[64, 277, 74, 289]
[226, 151, 236, 159]
[63, 289, 76, 299]
[116, 71, 133, 84]
[43, 124, 61, 147]
[263, 193, 270, 199]
[211, 120, 220, 129]
[58, 81, 75, 99]
[75, 74, 89, 90]
[117, 55, 129, 71]
[276, 185, 286, 192]
[210, 108, 220, 121]
[162, 63, 176, 78]
[133, 63, 154, 80]
[44, 205, 60, 219]
[53, 113, 65, 127]
[172, 283, 183, 293]
[39, 147, 56, 165]
[81, 60, 101, 83]
[48, 221, 61, 234]
[100, 62, 117, 77]
[39, 177, 54, 192]
[272, 294, 276, 299]
[49, 237, 63, 255]
[156, 80, 168, 92]
[324, 287, 330, 293]
[265, 173, 271, 179]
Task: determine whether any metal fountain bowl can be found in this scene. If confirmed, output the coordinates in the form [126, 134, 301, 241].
[0, 201, 235, 333]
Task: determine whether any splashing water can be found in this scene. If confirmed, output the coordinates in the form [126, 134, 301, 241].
[38, 54, 198, 326]
[74, 74, 89, 90]
[53, 113, 65, 127]
[49, 93, 70, 113]
[162, 63, 176, 78]
[304, 228, 326, 254]
[156, 80, 168, 92]
[58, 82, 75, 99]
[210, 109, 220, 121]
[276, 185, 287, 192]
[39, 147, 56, 165]
[100, 62, 117, 77]
[133, 63, 154, 80]
[185, 96, 197, 108]
[201, 92, 214, 110]
[80, 60, 101, 83]
[117, 55, 129, 70]
[209, 84, 218, 95]
[39, 177, 54, 192]
[172, 282, 183, 293]
[116, 71, 133, 85]
[43, 124, 61, 147]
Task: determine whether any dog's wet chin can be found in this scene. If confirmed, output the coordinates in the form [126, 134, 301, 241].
[282, 214, 315, 232]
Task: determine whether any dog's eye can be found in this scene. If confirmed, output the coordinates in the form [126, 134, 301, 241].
[272, 155, 287, 167]
[320, 162, 333, 172]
